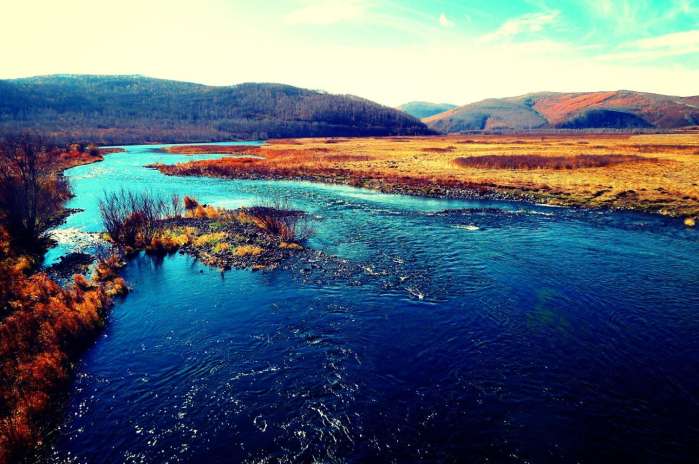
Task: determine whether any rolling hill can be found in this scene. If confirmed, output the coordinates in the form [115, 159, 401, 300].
[398, 101, 457, 119]
[424, 91, 699, 132]
[0, 75, 432, 144]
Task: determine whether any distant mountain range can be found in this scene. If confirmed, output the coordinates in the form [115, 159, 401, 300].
[424, 91, 699, 132]
[0, 75, 432, 144]
[1, 76, 697, 143]
[397, 101, 457, 119]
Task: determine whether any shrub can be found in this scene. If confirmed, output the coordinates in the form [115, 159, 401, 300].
[212, 242, 230, 253]
[193, 232, 227, 247]
[93, 254, 125, 282]
[233, 245, 264, 256]
[170, 194, 183, 218]
[183, 195, 199, 210]
[73, 274, 94, 290]
[192, 205, 220, 219]
[145, 227, 195, 255]
[103, 277, 128, 297]
[279, 241, 303, 250]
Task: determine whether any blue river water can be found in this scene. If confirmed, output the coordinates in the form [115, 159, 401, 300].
[41, 143, 699, 463]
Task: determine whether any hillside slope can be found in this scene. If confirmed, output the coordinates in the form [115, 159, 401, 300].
[425, 91, 699, 132]
[0, 75, 432, 143]
[398, 101, 457, 119]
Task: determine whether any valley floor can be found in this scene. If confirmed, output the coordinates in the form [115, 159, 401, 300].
[154, 134, 699, 220]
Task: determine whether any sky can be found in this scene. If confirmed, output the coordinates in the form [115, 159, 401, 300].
[2, 0, 699, 106]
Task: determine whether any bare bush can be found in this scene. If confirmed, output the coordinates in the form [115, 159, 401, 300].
[170, 193, 183, 218]
[99, 190, 181, 247]
[240, 197, 313, 242]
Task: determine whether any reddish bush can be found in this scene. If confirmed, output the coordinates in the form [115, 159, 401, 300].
[183, 196, 199, 210]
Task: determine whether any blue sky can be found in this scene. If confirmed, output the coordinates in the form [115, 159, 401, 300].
[2, 0, 698, 105]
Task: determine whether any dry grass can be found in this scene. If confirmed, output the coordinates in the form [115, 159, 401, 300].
[233, 244, 264, 256]
[155, 134, 699, 218]
[193, 232, 228, 247]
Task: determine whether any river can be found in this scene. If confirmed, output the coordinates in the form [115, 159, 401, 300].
[40, 142, 699, 463]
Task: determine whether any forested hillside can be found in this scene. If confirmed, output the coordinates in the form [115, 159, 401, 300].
[0, 75, 432, 143]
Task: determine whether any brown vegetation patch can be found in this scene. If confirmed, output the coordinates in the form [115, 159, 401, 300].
[326, 154, 372, 162]
[163, 145, 261, 155]
[621, 144, 699, 154]
[97, 147, 125, 155]
[453, 154, 654, 170]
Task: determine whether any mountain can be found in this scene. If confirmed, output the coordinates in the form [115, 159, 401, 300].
[424, 91, 699, 132]
[0, 75, 432, 144]
[398, 101, 457, 119]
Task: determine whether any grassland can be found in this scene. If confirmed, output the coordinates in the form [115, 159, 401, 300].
[153, 134, 699, 220]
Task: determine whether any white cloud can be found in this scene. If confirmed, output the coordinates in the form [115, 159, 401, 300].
[634, 29, 699, 49]
[597, 30, 699, 62]
[439, 13, 453, 28]
[588, 0, 614, 17]
[480, 11, 559, 43]
[284, 0, 367, 25]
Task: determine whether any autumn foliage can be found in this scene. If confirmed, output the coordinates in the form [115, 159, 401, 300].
[0, 226, 128, 463]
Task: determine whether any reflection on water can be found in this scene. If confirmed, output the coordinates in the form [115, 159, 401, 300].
[41, 143, 699, 463]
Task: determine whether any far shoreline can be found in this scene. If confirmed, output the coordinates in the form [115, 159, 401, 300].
[145, 134, 699, 222]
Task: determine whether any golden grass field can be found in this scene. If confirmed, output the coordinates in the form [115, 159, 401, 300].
[158, 134, 699, 220]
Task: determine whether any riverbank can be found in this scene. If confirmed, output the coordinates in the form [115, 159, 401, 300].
[0, 145, 127, 463]
[153, 134, 699, 220]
